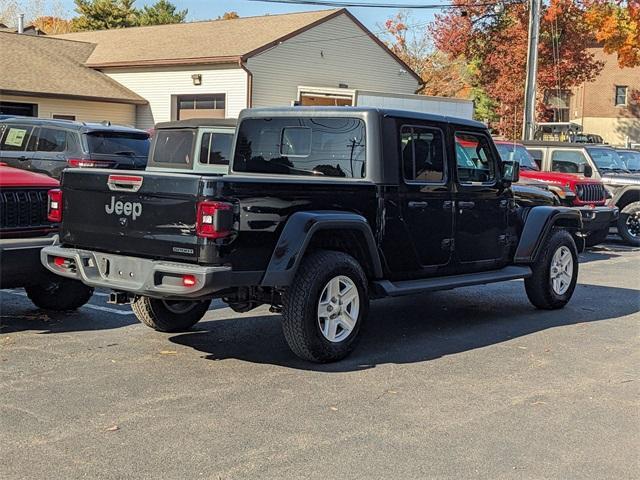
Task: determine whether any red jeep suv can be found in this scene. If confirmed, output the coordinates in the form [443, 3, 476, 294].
[494, 141, 617, 246]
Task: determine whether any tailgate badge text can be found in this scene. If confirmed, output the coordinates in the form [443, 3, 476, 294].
[105, 196, 142, 220]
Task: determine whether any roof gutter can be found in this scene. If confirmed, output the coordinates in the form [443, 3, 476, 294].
[0, 89, 147, 105]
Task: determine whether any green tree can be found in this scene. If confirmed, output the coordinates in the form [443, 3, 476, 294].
[137, 0, 186, 26]
[72, 0, 138, 30]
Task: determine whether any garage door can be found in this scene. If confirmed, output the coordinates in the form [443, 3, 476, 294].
[177, 94, 225, 120]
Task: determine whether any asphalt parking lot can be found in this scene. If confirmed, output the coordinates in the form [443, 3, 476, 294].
[1, 239, 639, 480]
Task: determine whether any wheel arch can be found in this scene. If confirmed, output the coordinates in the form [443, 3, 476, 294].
[614, 188, 640, 210]
[514, 206, 583, 264]
[260, 211, 383, 287]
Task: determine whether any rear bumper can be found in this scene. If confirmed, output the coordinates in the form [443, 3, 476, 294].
[0, 236, 56, 288]
[578, 206, 618, 232]
[40, 245, 261, 299]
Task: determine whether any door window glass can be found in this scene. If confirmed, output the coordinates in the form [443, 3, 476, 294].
[401, 126, 445, 183]
[37, 128, 67, 152]
[0, 126, 34, 151]
[527, 148, 544, 168]
[550, 150, 588, 174]
[455, 132, 496, 183]
[199, 132, 233, 165]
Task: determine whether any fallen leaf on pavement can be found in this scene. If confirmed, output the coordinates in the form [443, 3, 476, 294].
[160, 350, 177, 355]
[105, 425, 119, 432]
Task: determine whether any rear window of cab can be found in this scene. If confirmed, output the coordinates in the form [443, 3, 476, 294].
[233, 117, 366, 178]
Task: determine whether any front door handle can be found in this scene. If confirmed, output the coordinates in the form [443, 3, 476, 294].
[18, 155, 28, 161]
[408, 201, 429, 209]
[458, 201, 475, 210]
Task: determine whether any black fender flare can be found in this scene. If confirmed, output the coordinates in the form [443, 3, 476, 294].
[260, 211, 383, 287]
[612, 186, 640, 209]
[514, 206, 583, 263]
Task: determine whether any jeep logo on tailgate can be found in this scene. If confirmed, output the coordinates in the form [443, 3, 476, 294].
[105, 196, 142, 220]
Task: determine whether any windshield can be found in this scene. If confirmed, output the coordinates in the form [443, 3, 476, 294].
[617, 150, 640, 172]
[495, 143, 540, 170]
[86, 131, 150, 156]
[588, 148, 629, 172]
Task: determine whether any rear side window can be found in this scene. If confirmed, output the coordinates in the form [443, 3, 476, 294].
[234, 117, 366, 178]
[150, 129, 194, 168]
[199, 132, 233, 165]
[37, 127, 67, 152]
[454, 132, 496, 184]
[1, 125, 34, 151]
[551, 150, 588, 174]
[527, 148, 544, 168]
[86, 132, 150, 156]
[401, 125, 445, 183]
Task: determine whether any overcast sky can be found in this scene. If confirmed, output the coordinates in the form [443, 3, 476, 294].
[41, 0, 447, 33]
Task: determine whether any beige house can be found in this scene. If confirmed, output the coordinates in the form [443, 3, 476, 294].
[0, 32, 146, 124]
[569, 47, 640, 146]
[50, 9, 422, 129]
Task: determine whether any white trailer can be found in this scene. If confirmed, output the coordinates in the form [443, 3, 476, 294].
[296, 86, 474, 120]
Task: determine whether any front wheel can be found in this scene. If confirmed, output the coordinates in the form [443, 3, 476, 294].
[131, 296, 211, 332]
[617, 202, 640, 246]
[282, 250, 369, 363]
[525, 229, 578, 310]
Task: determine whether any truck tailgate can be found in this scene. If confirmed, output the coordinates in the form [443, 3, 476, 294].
[60, 169, 209, 263]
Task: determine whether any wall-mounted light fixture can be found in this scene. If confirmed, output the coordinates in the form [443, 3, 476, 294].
[338, 83, 349, 89]
[191, 74, 202, 86]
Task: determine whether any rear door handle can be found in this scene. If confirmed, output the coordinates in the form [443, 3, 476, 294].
[408, 201, 429, 209]
[458, 201, 475, 210]
[18, 155, 28, 161]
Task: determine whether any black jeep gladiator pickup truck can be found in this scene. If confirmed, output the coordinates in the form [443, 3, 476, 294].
[41, 108, 581, 362]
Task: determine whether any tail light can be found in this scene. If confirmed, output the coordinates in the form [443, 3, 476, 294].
[196, 201, 234, 239]
[68, 158, 113, 168]
[47, 189, 63, 222]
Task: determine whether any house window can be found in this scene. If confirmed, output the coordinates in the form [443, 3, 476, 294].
[0, 101, 37, 117]
[53, 114, 76, 121]
[176, 94, 225, 120]
[615, 86, 628, 106]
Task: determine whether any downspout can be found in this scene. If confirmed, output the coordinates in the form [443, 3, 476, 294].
[17, 14, 24, 34]
[239, 58, 253, 108]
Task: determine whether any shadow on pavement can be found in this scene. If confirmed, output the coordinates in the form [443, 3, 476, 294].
[169, 282, 640, 372]
[0, 294, 137, 334]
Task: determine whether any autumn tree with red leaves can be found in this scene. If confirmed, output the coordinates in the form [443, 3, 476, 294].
[584, 0, 640, 67]
[431, 0, 603, 137]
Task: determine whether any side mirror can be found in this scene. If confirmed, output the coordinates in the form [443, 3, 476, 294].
[501, 160, 519, 184]
[583, 164, 593, 177]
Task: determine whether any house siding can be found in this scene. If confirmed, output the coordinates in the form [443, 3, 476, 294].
[104, 65, 248, 129]
[246, 13, 420, 108]
[0, 94, 136, 125]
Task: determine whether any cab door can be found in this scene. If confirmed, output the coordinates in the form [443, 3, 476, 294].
[399, 124, 453, 270]
[453, 131, 510, 267]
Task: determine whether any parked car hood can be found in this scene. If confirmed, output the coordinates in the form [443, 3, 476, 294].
[520, 169, 599, 185]
[0, 164, 59, 188]
[601, 173, 640, 186]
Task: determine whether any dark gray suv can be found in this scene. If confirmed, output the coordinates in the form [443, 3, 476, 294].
[0, 118, 150, 179]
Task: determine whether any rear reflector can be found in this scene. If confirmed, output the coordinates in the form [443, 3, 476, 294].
[196, 201, 234, 239]
[47, 189, 63, 222]
[182, 275, 197, 287]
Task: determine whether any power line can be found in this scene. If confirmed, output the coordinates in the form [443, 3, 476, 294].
[245, 0, 505, 9]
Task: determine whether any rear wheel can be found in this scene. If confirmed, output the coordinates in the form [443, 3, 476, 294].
[525, 229, 578, 310]
[282, 250, 368, 363]
[617, 202, 640, 246]
[131, 296, 211, 332]
[25, 276, 93, 311]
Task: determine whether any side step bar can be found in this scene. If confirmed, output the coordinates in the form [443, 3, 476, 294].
[373, 266, 532, 297]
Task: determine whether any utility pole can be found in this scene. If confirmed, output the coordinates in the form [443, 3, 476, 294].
[522, 0, 542, 140]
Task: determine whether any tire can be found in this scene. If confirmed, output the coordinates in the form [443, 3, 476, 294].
[616, 202, 640, 246]
[131, 296, 211, 332]
[525, 229, 578, 310]
[282, 250, 369, 363]
[25, 276, 93, 311]
[584, 227, 609, 248]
